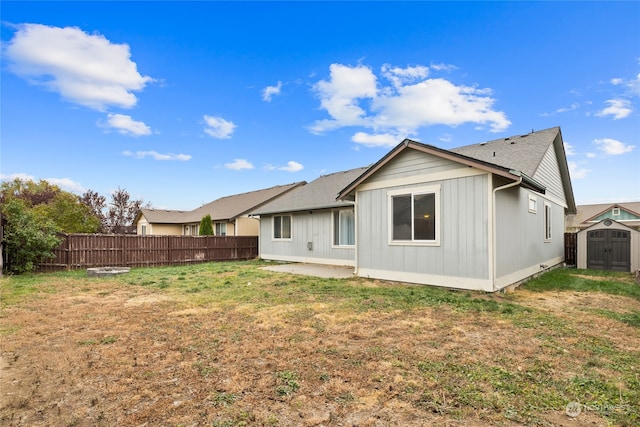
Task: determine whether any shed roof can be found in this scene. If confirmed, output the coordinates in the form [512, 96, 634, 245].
[251, 167, 369, 215]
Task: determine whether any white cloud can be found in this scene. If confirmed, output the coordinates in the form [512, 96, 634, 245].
[262, 81, 282, 102]
[265, 161, 304, 172]
[102, 113, 151, 136]
[123, 150, 191, 161]
[0, 172, 36, 182]
[596, 99, 632, 119]
[351, 132, 401, 148]
[5, 23, 152, 111]
[568, 161, 589, 179]
[586, 152, 597, 158]
[594, 138, 635, 155]
[225, 159, 254, 170]
[310, 63, 510, 140]
[203, 115, 236, 139]
[564, 142, 576, 156]
[611, 72, 640, 96]
[556, 103, 580, 113]
[430, 62, 458, 72]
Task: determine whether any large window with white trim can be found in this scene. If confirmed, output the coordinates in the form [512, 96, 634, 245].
[333, 208, 355, 246]
[273, 215, 292, 240]
[389, 185, 440, 244]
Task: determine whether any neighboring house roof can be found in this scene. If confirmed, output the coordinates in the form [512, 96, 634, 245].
[566, 202, 640, 230]
[136, 181, 305, 225]
[190, 181, 306, 222]
[251, 167, 369, 215]
[338, 127, 574, 207]
[137, 209, 192, 224]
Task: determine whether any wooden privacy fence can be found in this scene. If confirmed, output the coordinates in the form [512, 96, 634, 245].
[38, 234, 258, 272]
[564, 232, 577, 267]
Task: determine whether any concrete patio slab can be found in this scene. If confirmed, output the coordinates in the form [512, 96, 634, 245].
[261, 263, 354, 279]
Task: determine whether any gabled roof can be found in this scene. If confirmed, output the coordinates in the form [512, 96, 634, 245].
[251, 167, 369, 215]
[338, 127, 576, 214]
[451, 127, 561, 177]
[566, 202, 640, 229]
[137, 208, 191, 224]
[136, 181, 305, 225]
[190, 181, 306, 221]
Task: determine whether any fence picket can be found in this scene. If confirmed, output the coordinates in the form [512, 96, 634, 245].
[37, 234, 258, 272]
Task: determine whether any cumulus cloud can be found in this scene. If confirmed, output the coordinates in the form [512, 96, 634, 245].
[203, 115, 236, 139]
[564, 142, 576, 156]
[351, 132, 401, 148]
[568, 161, 589, 179]
[262, 81, 283, 102]
[224, 159, 254, 170]
[4, 23, 152, 111]
[594, 138, 634, 155]
[101, 113, 151, 136]
[309, 63, 510, 146]
[123, 150, 191, 161]
[266, 161, 304, 172]
[596, 99, 632, 119]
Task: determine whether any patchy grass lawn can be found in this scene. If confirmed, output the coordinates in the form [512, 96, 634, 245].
[1, 262, 638, 426]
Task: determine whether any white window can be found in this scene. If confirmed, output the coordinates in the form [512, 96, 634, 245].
[388, 185, 440, 245]
[141, 225, 147, 236]
[528, 193, 538, 213]
[273, 215, 292, 240]
[215, 222, 227, 236]
[544, 203, 552, 241]
[612, 208, 620, 216]
[333, 208, 355, 246]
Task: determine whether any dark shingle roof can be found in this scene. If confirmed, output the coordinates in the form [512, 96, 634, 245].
[451, 126, 560, 177]
[251, 167, 369, 215]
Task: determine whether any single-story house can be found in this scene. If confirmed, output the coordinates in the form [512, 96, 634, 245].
[251, 167, 369, 266]
[252, 126, 576, 292]
[565, 202, 640, 233]
[134, 182, 305, 236]
[576, 219, 639, 272]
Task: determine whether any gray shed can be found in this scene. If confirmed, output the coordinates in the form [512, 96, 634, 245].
[577, 219, 640, 272]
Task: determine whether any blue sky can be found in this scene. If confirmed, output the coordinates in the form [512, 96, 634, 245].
[1, 1, 639, 210]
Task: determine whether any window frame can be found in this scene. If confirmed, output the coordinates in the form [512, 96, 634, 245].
[544, 202, 552, 242]
[272, 214, 292, 241]
[215, 222, 227, 236]
[612, 208, 620, 216]
[332, 208, 355, 248]
[387, 185, 440, 246]
[528, 193, 538, 214]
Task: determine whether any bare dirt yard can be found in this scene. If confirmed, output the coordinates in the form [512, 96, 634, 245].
[1, 263, 638, 426]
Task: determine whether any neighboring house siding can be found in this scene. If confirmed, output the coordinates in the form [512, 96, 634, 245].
[494, 185, 564, 286]
[533, 144, 566, 206]
[259, 210, 355, 266]
[235, 216, 259, 236]
[150, 223, 183, 236]
[356, 169, 491, 289]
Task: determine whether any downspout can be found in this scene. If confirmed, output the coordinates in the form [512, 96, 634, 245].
[353, 192, 359, 276]
[491, 175, 522, 291]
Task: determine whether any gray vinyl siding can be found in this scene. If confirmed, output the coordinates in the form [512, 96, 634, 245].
[494, 185, 565, 278]
[366, 149, 468, 183]
[532, 144, 566, 204]
[258, 210, 355, 264]
[357, 173, 489, 280]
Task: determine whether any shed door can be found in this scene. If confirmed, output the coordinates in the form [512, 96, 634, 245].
[587, 229, 630, 271]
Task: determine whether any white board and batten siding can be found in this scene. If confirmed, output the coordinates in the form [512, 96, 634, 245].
[354, 150, 494, 291]
[532, 142, 568, 208]
[259, 210, 355, 267]
[493, 184, 565, 289]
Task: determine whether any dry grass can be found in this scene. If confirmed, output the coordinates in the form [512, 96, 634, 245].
[1, 262, 638, 426]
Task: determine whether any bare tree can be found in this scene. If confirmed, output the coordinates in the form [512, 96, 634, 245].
[80, 190, 107, 232]
[105, 187, 150, 234]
